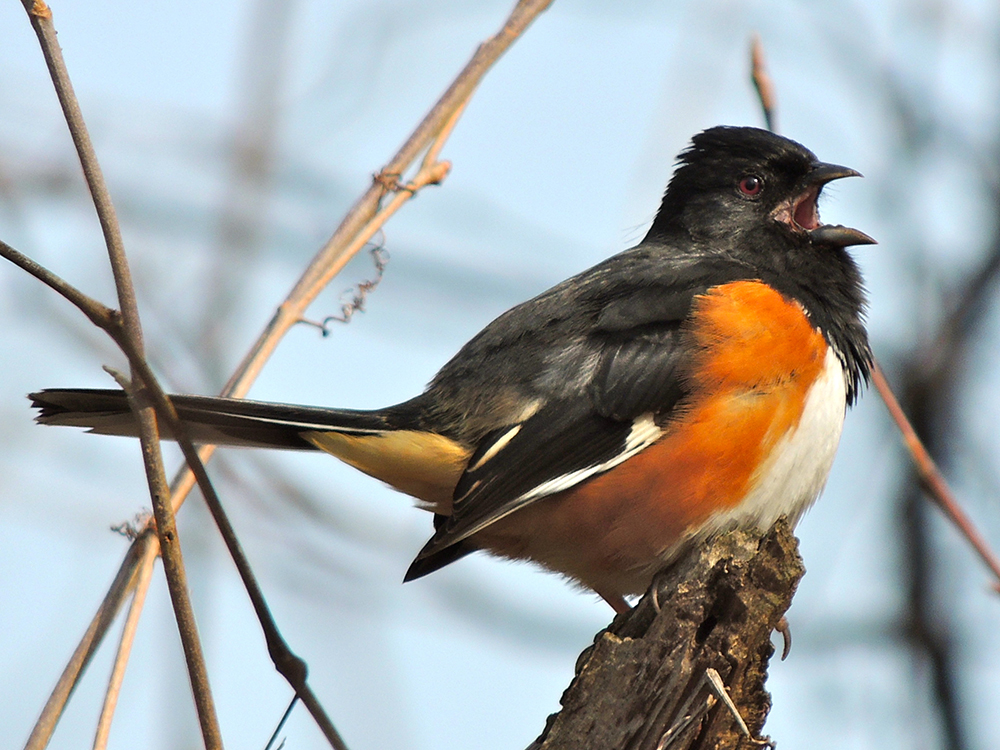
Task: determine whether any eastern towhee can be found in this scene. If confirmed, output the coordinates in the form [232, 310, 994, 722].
[30, 126, 874, 613]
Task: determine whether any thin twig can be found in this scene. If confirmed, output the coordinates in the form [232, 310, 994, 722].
[747, 34, 1000, 594]
[264, 696, 300, 750]
[122, 381, 224, 748]
[93, 550, 155, 750]
[0, 238, 117, 329]
[872, 362, 1000, 592]
[223, 0, 553, 392]
[20, 0, 554, 746]
[750, 35, 776, 134]
[23, 534, 156, 750]
[19, 1, 222, 746]
[20, 0, 141, 346]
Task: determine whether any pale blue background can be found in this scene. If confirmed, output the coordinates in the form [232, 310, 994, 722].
[1, 1, 998, 749]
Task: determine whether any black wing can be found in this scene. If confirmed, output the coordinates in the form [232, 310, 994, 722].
[406, 280, 714, 577]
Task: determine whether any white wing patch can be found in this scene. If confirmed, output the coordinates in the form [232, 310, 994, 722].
[517, 413, 663, 502]
[468, 424, 523, 471]
[444, 414, 663, 545]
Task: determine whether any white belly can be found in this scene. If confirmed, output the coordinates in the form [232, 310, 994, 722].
[698, 346, 848, 538]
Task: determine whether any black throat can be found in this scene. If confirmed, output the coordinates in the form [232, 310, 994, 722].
[748, 229, 872, 404]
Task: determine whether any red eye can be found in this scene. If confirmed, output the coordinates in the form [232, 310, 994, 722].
[739, 175, 763, 196]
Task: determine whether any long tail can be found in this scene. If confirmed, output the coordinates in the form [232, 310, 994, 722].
[29, 388, 469, 508]
[30, 388, 400, 448]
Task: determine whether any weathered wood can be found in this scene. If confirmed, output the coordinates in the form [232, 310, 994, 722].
[530, 520, 804, 750]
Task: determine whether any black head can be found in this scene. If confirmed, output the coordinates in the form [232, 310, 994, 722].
[643, 126, 874, 403]
[646, 126, 874, 249]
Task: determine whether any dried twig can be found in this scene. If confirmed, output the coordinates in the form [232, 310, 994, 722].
[747, 34, 1000, 594]
[2, 229, 347, 749]
[93, 537, 155, 750]
[873, 362, 1000, 591]
[264, 696, 300, 750]
[18, 0, 554, 747]
[17, 1, 222, 746]
[22, 534, 158, 750]
[750, 35, 777, 134]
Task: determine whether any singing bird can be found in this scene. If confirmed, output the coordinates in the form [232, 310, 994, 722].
[31, 126, 874, 613]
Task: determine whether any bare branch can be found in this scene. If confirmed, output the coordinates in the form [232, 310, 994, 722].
[116, 362, 349, 750]
[19, 0, 555, 746]
[747, 32, 1000, 594]
[0, 240, 346, 748]
[122, 381, 222, 748]
[19, 0, 142, 346]
[93, 549, 155, 750]
[24, 535, 157, 750]
[0, 240, 288, 734]
[225, 0, 553, 392]
[750, 35, 776, 134]
[0, 238, 117, 329]
[873, 362, 1000, 592]
[19, 0, 222, 744]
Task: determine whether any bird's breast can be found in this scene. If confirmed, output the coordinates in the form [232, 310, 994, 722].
[475, 280, 847, 597]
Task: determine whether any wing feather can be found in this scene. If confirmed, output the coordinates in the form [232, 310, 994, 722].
[411, 322, 696, 567]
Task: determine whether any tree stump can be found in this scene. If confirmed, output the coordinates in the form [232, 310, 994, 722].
[530, 520, 804, 750]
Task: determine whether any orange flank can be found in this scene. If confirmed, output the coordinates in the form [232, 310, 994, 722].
[477, 281, 828, 595]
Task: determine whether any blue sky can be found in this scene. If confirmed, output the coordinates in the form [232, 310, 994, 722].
[2, 1, 999, 749]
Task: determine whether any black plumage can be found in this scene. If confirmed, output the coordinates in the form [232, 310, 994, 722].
[31, 126, 874, 595]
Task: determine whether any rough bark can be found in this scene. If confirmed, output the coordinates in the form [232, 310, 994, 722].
[530, 520, 804, 750]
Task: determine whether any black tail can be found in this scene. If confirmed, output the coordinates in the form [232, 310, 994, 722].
[29, 388, 404, 450]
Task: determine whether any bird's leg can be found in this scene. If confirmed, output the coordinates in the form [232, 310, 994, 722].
[648, 567, 675, 613]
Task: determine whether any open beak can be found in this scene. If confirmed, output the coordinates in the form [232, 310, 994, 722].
[777, 161, 876, 247]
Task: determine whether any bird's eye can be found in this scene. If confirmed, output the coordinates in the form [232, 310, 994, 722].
[738, 175, 763, 197]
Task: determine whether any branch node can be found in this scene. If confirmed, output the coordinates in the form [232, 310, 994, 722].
[422, 159, 451, 186]
[30, 0, 52, 20]
[267, 637, 309, 685]
[373, 170, 403, 192]
[111, 513, 151, 541]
